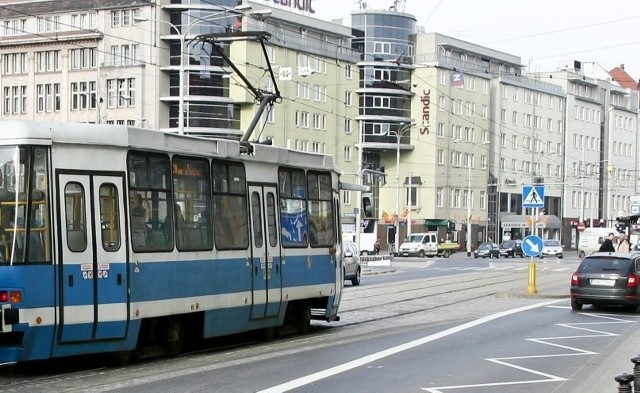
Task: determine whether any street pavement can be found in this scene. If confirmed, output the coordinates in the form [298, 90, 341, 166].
[361, 254, 640, 392]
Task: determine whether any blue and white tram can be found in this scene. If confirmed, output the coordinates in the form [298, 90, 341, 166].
[0, 120, 344, 363]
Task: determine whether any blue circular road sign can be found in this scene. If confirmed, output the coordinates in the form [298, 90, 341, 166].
[522, 235, 544, 257]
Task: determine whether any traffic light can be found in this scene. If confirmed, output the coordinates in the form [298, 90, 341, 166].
[362, 193, 373, 218]
[615, 220, 627, 233]
[387, 225, 396, 244]
[447, 220, 455, 233]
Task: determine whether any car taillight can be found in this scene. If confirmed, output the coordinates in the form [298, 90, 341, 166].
[571, 272, 579, 286]
[628, 273, 639, 288]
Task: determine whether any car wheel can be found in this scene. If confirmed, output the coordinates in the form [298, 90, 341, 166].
[474, 255, 478, 259]
[495, 253, 499, 258]
[351, 267, 361, 286]
[418, 250, 425, 258]
[571, 298, 583, 311]
[488, 253, 492, 259]
[443, 250, 451, 258]
[361, 250, 369, 256]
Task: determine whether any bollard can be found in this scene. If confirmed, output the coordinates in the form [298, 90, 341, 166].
[631, 355, 640, 392]
[526, 260, 537, 294]
[614, 373, 634, 393]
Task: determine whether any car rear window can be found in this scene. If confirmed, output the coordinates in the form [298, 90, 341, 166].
[578, 257, 632, 273]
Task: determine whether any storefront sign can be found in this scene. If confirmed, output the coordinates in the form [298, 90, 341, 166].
[267, 0, 316, 13]
[419, 89, 430, 135]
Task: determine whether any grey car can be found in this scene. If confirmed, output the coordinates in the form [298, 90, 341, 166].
[474, 242, 500, 259]
[343, 240, 361, 286]
[570, 252, 640, 311]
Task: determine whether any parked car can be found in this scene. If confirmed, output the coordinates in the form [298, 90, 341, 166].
[343, 240, 361, 286]
[570, 251, 640, 311]
[474, 242, 500, 259]
[541, 239, 563, 258]
[499, 240, 523, 258]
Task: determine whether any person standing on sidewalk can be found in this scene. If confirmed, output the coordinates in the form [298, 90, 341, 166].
[618, 234, 630, 252]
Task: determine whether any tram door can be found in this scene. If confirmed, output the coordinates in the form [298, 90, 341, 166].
[248, 184, 282, 319]
[57, 173, 129, 342]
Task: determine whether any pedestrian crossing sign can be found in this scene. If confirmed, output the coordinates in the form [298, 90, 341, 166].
[522, 185, 544, 208]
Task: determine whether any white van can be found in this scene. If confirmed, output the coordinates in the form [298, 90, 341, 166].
[398, 232, 439, 257]
[577, 227, 618, 258]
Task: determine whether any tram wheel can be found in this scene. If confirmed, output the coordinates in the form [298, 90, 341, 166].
[165, 318, 185, 357]
[111, 350, 133, 366]
[295, 303, 311, 334]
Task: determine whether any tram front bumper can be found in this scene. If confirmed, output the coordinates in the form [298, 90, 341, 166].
[1, 304, 18, 332]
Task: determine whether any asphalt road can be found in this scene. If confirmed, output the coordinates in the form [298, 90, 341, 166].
[2, 254, 637, 393]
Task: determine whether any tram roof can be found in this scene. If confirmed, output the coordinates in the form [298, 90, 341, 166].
[0, 120, 339, 173]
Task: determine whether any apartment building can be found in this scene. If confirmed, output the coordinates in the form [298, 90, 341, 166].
[0, 0, 360, 217]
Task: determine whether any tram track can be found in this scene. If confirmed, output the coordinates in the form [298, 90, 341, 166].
[0, 268, 571, 392]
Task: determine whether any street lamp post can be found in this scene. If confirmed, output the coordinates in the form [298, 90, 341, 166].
[135, 4, 260, 134]
[466, 156, 472, 256]
[392, 122, 415, 253]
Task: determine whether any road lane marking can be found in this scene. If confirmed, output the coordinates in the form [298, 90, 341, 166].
[257, 299, 563, 393]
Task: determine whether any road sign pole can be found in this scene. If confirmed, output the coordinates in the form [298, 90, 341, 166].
[528, 208, 537, 294]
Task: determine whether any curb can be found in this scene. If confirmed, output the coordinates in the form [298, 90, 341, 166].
[495, 292, 569, 299]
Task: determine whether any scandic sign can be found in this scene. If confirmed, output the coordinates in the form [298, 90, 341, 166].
[267, 0, 316, 13]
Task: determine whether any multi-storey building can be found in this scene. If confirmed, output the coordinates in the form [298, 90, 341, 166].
[349, 9, 416, 247]
[0, 0, 360, 218]
[489, 74, 566, 243]
[537, 60, 639, 247]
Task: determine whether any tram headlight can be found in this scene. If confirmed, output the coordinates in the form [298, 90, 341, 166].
[10, 291, 21, 304]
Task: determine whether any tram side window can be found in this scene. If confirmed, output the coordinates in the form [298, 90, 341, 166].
[65, 182, 87, 252]
[307, 172, 334, 247]
[99, 183, 120, 251]
[212, 161, 248, 250]
[250, 192, 263, 248]
[172, 156, 212, 251]
[279, 168, 308, 247]
[127, 153, 172, 252]
[266, 192, 278, 247]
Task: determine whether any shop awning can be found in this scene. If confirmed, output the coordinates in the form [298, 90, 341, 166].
[426, 219, 449, 226]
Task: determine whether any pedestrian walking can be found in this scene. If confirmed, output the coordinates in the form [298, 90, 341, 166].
[599, 233, 616, 252]
[618, 234, 630, 252]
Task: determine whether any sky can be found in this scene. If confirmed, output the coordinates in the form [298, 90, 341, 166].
[269, 0, 640, 81]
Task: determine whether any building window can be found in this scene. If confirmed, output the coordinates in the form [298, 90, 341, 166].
[295, 111, 309, 128]
[71, 48, 97, 69]
[2, 53, 28, 75]
[112, 9, 139, 27]
[106, 78, 136, 108]
[373, 41, 391, 54]
[436, 188, 443, 207]
[71, 12, 97, 30]
[344, 146, 352, 161]
[345, 64, 352, 79]
[344, 119, 352, 134]
[297, 83, 309, 99]
[37, 16, 60, 33]
[35, 50, 60, 72]
[36, 83, 60, 113]
[345, 91, 352, 106]
[342, 190, 351, 205]
[437, 149, 444, 165]
[111, 44, 139, 66]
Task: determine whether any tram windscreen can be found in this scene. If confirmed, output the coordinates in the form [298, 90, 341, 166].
[0, 146, 50, 264]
